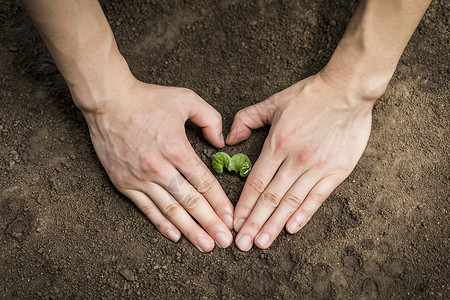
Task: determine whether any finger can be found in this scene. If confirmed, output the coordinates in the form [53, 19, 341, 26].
[234, 162, 303, 251]
[122, 189, 181, 242]
[143, 182, 216, 252]
[226, 98, 277, 145]
[252, 171, 319, 249]
[233, 139, 284, 233]
[174, 141, 234, 229]
[162, 169, 233, 249]
[186, 94, 225, 148]
[286, 175, 342, 234]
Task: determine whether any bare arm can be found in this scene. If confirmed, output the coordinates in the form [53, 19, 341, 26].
[229, 0, 432, 251]
[323, 0, 432, 101]
[22, 0, 234, 252]
[22, 0, 133, 111]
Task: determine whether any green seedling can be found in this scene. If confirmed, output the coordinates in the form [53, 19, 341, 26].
[211, 152, 231, 173]
[211, 152, 252, 177]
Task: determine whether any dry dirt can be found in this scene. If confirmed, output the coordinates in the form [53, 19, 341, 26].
[0, 0, 449, 299]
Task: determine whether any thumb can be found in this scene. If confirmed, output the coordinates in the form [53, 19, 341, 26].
[187, 95, 225, 148]
[226, 98, 276, 145]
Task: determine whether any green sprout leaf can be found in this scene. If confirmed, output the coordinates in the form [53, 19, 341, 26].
[211, 152, 231, 173]
[211, 152, 252, 177]
[228, 153, 252, 177]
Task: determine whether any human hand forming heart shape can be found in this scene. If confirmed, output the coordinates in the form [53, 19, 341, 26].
[23, 0, 430, 252]
[80, 70, 373, 253]
[227, 72, 374, 251]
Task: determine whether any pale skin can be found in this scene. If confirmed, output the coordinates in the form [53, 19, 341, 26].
[22, 0, 431, 252]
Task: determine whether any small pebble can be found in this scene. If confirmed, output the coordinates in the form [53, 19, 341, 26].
[119, 269, 136, 281]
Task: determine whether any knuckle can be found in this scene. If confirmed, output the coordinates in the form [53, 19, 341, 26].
[181, 192, 202, 210]
[261, 191, 280, 208]
[182, 88, 199, 100]
[310, 191, 327, 204]
[152, 220, 165, 232]
[196, 177, 215, 194]
[276, 130, 293, 145]
[297, 207, 311, 220]
[283, 194, 303, 207]
[163, 203, 180, 218]
[247, 177, 266, 194]
[169, 148, 187, 162]
[293, 147, 313, 167]
[184, 89, 206, 105]
[164, 139, 187, 160]
[202, 220, 219, 233]
[315, 157, 327, 169]
[245, 220, 261, 233]
[140, 205, 154, 217]
[268, 132, 292, 158]
[141, 155, 163, 177]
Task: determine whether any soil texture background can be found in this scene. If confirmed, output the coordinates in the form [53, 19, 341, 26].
[0, 0, 449, 299]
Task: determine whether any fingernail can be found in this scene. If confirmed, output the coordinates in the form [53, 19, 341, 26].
[288, 220, 300, 234]
[235, 218, 245, 232]
[197, 237, 212, 252]
[167, 229, 180, 242]
[236, 234, 252, 251]
[223, 214, 233, 229]
[216, 232, 232, 248]
[256, 232, 270, 247]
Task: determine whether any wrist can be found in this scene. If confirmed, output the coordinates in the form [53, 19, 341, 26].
[319, 0, 430, 104]
[320, 42, 393, 103]
[23, 0, 136, 113]
[68, 48, 136, 113]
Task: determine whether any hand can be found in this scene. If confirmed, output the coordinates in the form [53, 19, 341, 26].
[81, 80, 234, 252]
[226, 73, 374, 251]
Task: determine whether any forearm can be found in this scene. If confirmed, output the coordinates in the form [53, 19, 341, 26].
[22, 0, 135, 112]
[322, 0, 432, 102]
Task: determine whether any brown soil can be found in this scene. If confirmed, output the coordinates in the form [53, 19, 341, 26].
[1, 0, 449, 299]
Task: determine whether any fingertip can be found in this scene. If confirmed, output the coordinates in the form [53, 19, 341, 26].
[286, 220, 300, 234]
[197, 236, 215, 253]
[225, 133, 236, 146]
[166, 228, 181, 242]
[235, 234, 253, 251]
[223, 214, 234, 229]
[255, 232, 271, 249]
[225, 126, 251, 146]
[234, 218, 245, 232]
[215, 231, 233, 249]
